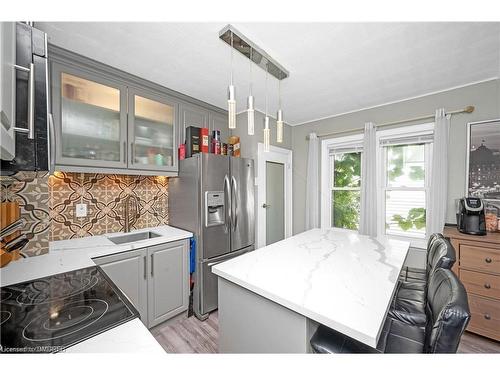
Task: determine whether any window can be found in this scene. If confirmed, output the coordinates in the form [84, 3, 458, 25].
[320, 124, 434, 247]
[330, 150, 361, 230]
[320, 134, 363, 229]
[377, 123, 434, 246]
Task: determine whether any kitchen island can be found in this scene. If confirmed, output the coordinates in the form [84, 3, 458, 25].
[212, 228, 410, 353]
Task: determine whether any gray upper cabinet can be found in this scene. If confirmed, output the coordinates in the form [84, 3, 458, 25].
[178, 102, 209, 146]
[178, 102, 229, 148]
[49, 46, 228, 176]
[52, 63, 128, 169]
[93, 248, 148, 325]
[52, 61, 180, 174]
[128, 87, 178, 172]
[147, 240, 189, 327]
[209, 111, 230, 144]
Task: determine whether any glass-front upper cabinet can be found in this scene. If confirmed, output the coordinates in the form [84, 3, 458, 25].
[128, 88, 177, 171]
[53, 64, 127, 168]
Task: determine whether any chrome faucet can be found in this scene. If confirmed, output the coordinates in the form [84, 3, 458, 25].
[123, 195, 139, 233]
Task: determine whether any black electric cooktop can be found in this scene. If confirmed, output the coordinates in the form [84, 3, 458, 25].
[0, 266, 138, 353]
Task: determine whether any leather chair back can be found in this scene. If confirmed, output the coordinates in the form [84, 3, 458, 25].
[427, 233, 444, 250]
[426, 237, 456, 276]
[424, 268, 470, 353]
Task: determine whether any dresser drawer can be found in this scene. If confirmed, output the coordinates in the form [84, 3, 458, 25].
[460, 245, 500, 274]
[467, 295, 500, 341]
[461, 269, 500, 300]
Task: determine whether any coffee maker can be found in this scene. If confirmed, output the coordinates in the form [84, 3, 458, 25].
[456, 197, 486, 235]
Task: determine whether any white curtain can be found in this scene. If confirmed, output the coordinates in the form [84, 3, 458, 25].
[428, 108, 450, 235]
[305, 132, 319, 229]
[359, 122, 377, 236]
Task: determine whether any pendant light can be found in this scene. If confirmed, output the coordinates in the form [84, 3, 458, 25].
[276, 79, 283, 143]
[263, 65, 270, 152]
[228, 31, 236, 129]
[246, 48, 255, 135]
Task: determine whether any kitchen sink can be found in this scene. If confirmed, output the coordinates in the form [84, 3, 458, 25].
[108, 231, 162, 245]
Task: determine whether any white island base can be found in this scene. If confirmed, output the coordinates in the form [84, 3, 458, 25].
[218, 278, 319, 353]
[213, 228, 410, 353]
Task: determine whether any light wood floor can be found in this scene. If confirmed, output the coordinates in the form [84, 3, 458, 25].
[150, 311, 218, 353]
[458, 331, 500, 353]
[150, 310, 500, 354]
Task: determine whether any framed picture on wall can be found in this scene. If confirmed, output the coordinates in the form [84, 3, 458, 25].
[466, 119, 500, 202]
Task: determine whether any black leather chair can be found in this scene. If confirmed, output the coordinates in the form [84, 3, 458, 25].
[308, 325, 382, 353]
[389, 236, 457, 327]
[398, 233, 445, 283]
[310, 268, 470, 353]
[423, 268, 471, 353]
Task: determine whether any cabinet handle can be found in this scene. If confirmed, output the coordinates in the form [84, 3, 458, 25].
[48, 113, 56, 173]
[124, 141, 126, 163]
[143, 255, 147, 280]
[484, 314, 491, 320]
[151, 254, 154, 277]
[484, 283, 491, 289]
[485, 258, 492, 264]
[131, 142, 135, 164]
[13, 63, 35, 139]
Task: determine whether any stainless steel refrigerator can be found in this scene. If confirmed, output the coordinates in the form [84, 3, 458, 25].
[169, 153, 254, 320]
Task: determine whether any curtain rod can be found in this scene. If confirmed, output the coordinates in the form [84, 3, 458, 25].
[305, 105, 475, 140]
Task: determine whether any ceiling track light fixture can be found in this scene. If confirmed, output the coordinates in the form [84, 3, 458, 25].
[219, 24, 289, 138]
[247, 48, 255, 136]
[227, 31, 236, 130]
[276, 80, 283, 143]
[263, 65, 270, 152]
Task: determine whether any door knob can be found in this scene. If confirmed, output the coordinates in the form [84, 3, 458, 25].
[262, 203, 271, 209]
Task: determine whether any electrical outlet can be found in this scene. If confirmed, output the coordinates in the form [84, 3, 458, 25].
[75, 203, 88, 218]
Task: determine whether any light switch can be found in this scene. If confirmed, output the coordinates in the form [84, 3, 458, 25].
[75, 203, 88, 218]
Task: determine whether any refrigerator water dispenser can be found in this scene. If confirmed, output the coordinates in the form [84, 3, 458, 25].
[205, 191, 225, 227]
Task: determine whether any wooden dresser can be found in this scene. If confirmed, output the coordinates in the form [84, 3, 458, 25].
[444, 226, 500, 341]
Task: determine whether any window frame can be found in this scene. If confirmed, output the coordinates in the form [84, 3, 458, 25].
[320, 133, 364, 229]
[376, 122, 434, 248]
[330, 150, 362, 230]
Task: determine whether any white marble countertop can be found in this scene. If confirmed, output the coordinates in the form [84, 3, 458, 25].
[63, 319, 165, 354]
[0, 225, 192, 287]
[212, 228, 410, 348]
[0, 225, 192, 354]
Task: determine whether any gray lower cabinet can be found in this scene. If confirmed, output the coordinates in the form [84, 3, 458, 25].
[93, 239, 189, 328]
[93, 248, 148, 324]
[147, 241, 189, 327]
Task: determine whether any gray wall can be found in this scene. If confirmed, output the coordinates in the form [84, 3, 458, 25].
[291, 79, 500, 236]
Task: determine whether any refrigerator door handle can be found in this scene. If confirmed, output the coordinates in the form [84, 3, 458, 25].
[231, 176, 238, 231]
[224, 175, 231, 233]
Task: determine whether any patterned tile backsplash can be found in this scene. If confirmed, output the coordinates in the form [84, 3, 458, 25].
[1, 172, 50, 257]
[49, 172, 169, 241]
[1, 171, 169, 257]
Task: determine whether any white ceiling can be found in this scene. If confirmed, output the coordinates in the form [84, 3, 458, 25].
[37, 22, 500, 125]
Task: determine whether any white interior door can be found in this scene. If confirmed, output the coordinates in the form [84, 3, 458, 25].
[257, 143, 293, 249]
